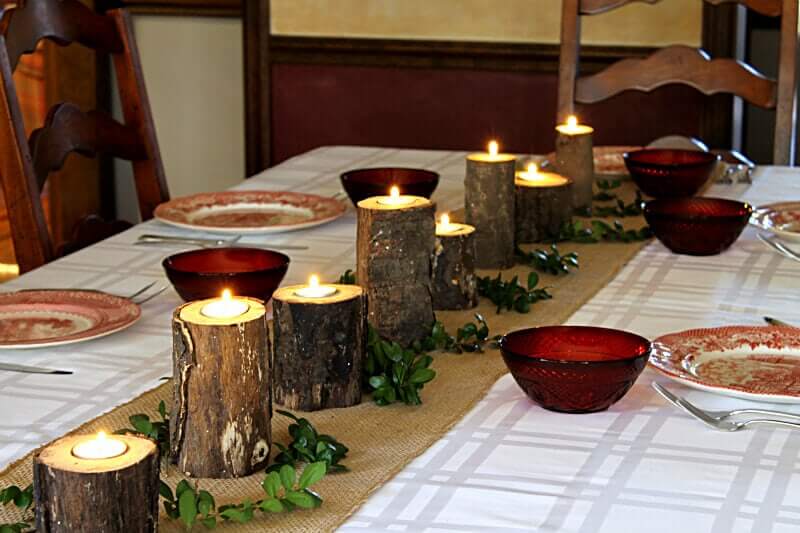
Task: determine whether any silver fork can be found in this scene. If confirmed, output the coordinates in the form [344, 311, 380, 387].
[757, 233, 800, 262]
[130, 285, 166, 305]
[652, 382, 800, 431]
[136, 234, 242, 247]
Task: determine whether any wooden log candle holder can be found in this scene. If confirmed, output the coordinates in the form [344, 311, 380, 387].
[357, 188, 435, 345]
[432, 214, 478, 310]
[34, 433, 159, 533]
[465, 141, 516, 269]
[555, 116, 595, 214]
[170, 294, 271, 478]
[515, 164, 573, 243]
[273, 281, 367, 411]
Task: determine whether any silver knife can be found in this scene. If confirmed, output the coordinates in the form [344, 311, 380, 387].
[0, 362, 72, 375]
[764, 316, 795, 328]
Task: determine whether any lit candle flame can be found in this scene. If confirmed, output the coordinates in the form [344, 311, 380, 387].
[295, 273, 337, 298]
[221, 289, 232, 301]
[440, 213, 450, 226]
[72, 430, 128, 460]
[488, 140, 499, 157]
[98, 431, 108, 441]
[390, 186, 400, 198]
[567, 115, 578, 128]
[309, 274, 320, 288]
[201, 288, 250, 319]
[527, 162, 538, 174]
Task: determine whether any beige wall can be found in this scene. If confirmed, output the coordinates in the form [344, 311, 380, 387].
[115, 15, 245, 221]
[271, 0, 702, 47]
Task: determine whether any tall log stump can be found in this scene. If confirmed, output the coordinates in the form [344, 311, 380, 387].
[273, 284, 367, 411]
[357, 195, 435, 346]
[34, 434, 159, 533]
[465, 151, 516, 268]
[515, 168, 573, 243]
[170, 297, 271, 478]
[432, 220, 478, 310]
[555, 120, 595, 214]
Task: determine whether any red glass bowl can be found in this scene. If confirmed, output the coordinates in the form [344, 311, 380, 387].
[644, 197, 752, 256]
[340, 167, 439, 205]
[624, 149, 720, 198]
[163, 247, 290, 302]
[499, 326, 651, 413]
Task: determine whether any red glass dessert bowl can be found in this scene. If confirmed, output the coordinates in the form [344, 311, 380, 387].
[644, 197, 752, 256]
[340, 167, 439, 205]
[163, 247, 290, 302]
[499, 326, 651, 413]
[624, 149, 719, 198]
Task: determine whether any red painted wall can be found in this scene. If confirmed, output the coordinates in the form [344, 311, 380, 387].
[271, 63, 705, 163]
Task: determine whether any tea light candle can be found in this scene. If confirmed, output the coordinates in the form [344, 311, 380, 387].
[273, 283, 366, 411]
[357, 194, 435, 345]
[555, 115, 595, 213]
[172, 295, 270, 478]
[465, 140, 516, 268]
[294, 274, 338, 298]
[515, 163, 574, 243]
[201, 289, 250, 319]
[433, 213, 478, 310]
[71, 431, 128, 460]
[376, 185, 416, 206]
[34, 433, 159, 533]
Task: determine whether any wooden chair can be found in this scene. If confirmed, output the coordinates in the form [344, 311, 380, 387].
[558, 0, 799, 165]
[0, 0, 169, 273]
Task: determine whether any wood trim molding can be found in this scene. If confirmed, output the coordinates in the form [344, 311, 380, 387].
[102, 0, 241, 17]
[269, 36, 654, 75]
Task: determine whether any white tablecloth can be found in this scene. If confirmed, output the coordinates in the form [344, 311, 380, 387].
[1, 147, 799, 532]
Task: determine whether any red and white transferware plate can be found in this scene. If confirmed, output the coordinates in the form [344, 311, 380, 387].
[154, 191, 347, 234]
[0, 290, 140, 349]
[545, 146, 642, 176]
[750, 201, 800, 243]
[650, 326, 800, 403]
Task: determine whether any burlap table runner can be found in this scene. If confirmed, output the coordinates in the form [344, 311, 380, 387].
[0, 212, 650, 531]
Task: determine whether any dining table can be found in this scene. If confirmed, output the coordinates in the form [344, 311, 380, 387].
[1, 145, 799, 532]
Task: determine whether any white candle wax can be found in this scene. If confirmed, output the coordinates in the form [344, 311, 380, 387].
[515, 163, 570, 187]
[71, 431, 128, 460]
[556, 115, 594, 136]
[376, 186, 416, 207]
[467, 139, 515, 163]
[294, 275, 338, 298]
[435, 213, 468, 236]
[201, 289, 250, 319]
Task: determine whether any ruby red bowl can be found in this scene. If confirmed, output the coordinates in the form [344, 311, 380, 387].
[163, 247, 290, 302]
[340, 167, 439, 205]
[499, 326, 651, 413]
[644, 197, 752, 256]
[624, 149, 720, 198]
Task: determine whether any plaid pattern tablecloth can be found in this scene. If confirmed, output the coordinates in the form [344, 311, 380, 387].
[1, 147, 799, 532]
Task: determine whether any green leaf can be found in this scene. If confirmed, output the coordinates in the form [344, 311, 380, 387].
[284, 490, 317, 509]
[409, 368, 436, 384]
[129, 414, 154, 435]
[159, 481, 174, 502]
[298, 461, 327, 489]
[197, 490, 215, 517]
[175, 479, 192, 500]
[200, 516, 217, 529]
[279, 464, 296, 490]
[263, 471, 282, 498]
[178, 487, 197, 528]
[259, 498, 285, 513]
[220, 506, 252, 523]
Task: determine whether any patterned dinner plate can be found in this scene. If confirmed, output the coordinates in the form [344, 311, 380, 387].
[650, 326, 800, 403]
[0, 290, 140, 349]
[154, 191, 347, 234]
[545, 146, 642, 176]
[750, 201, 800, 243]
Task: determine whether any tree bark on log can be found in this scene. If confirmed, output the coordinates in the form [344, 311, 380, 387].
[170, 298, 271, 478]
[465, 155, 517, 269]
[555, 128, 594, 213]
[515, 179, 573, 243]
[432, 226, 478, 310]
[34, 435, 159, 533]
[273, 284, 367, 411]
[356, 196, 435, 346]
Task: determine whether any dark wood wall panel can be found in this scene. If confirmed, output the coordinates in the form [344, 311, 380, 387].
[271, 63, 706, 164]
